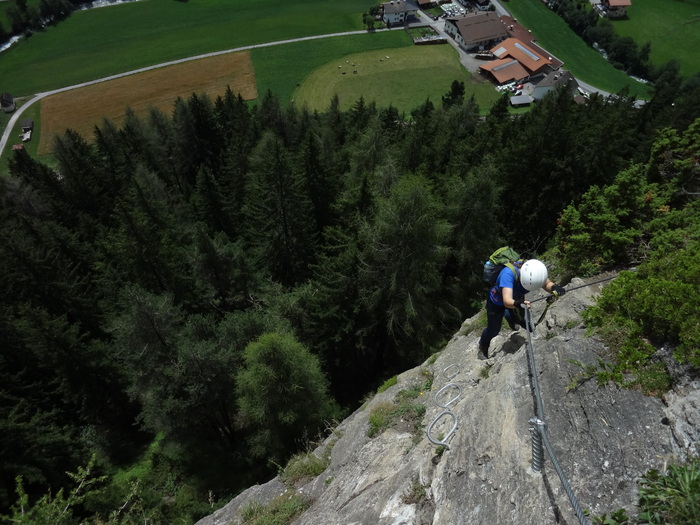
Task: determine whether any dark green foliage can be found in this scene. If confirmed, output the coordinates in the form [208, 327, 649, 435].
[497, 86, 638, 245]
[560, 119, 700, 393]
[592, 458, 700, 524]
[358, 173, 457, 363]
[441, 80, 465, 109]
[296, 227, 368, 405]
[637, 458, 700, 524]
[557, 119, 699, 274]
[1, 76, 697, 522]
[444, 156, 503, 311]
[236, 332, 339, 464]
[583, 234, 700, 381]
[243, 131, 318, 287]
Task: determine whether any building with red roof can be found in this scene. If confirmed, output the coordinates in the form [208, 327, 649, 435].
[479, 38, 552, 85]
[601, 0, 631, 18]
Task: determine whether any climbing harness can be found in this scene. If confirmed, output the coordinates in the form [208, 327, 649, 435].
[521, 304, 590, 525]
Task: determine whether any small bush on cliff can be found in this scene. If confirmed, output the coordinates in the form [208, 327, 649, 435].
[637, 457, 700, 524]
[557, 121, 700, 394]
[367, 376, 430, 438]
[592, 457, 700, 524]
[240, 491, 310, 525]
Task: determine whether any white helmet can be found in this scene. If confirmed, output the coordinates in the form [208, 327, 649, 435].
[520, 259, 548, 291]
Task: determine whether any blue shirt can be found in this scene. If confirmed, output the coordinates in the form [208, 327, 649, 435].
[488, 264, 528, 306]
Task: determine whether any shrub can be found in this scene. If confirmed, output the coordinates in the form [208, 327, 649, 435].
[377, 376, 398, 393]
[279, 452, 329, 487]
[240, 491, 310, 525]
[637, 458, 700, 524]
[367, 402, 397, 437]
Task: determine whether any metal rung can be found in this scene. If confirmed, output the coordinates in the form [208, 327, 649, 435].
[443, 364, 460, 380]
[435, 382, 462, 408]
[426, 410, 458, 449]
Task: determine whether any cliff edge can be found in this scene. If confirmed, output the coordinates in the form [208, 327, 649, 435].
[196, 277, 699, 525]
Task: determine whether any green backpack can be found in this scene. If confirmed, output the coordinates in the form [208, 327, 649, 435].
[482, 246, 521, 286]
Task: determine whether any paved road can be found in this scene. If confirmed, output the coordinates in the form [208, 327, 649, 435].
[0, 29, 373, 157]
[0, 8, 614, 158]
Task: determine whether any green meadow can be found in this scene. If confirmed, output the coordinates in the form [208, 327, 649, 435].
[291, 44, 499, 113]
[252, 31, 415, 105]
[610, 0, 700, 78]
[253, 32, 500, 111]
[0, 0, 369, 96]
[505, 0, 651, 98]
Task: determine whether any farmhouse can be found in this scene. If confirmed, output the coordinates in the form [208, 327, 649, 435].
[1, 92, 15, 113]
[381, 0, 419, 26]
[600, 0, 631, 18]
[19, 118, 34, 142]
[443, 11, 508, 52]
[479, 38, 552, 85]
[530, 69, 579, 101]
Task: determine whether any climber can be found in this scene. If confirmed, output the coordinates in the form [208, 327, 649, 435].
[478, 259, 565, 360]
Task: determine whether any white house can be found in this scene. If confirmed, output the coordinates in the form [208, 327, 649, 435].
[381, 0, 419, 26]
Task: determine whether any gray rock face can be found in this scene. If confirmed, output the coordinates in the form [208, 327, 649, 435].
[196, 278, 698, 525]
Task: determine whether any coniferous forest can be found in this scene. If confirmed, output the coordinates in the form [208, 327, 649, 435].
[1, 70, 699, 523]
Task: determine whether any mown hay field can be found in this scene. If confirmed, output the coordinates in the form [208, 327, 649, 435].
[39, 52, 256, 156]
[293, 44, 499, 113]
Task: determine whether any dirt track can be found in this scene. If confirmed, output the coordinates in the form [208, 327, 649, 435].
[39, 51, 257, 155]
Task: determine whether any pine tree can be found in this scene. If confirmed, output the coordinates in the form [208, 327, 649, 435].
[358, 174, 456, 362]
[236, 332, 338, 463]
[242, 131, 318, 286]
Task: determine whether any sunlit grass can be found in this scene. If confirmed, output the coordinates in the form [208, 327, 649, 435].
[610, 0, 700, 78]
[291, 44, 500, 113]
[505, 0, 651, 98]
[0, 0, 369, 96]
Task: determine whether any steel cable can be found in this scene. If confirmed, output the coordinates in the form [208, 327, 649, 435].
[522, 305, 590, 525]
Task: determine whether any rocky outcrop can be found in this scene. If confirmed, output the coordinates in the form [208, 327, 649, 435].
[196, 278, 698, 525]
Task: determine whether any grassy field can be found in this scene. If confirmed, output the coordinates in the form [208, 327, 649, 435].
[2, 0, 690, 169]
[37, 51, 257, 156]
[0, 0, 369, 97]
[505, 0, 651, 98]
[26, 31, 498, 157]
[292, 44, 499, 113]
[252, 31, 415, 105]
[610, 0, 700, 78]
